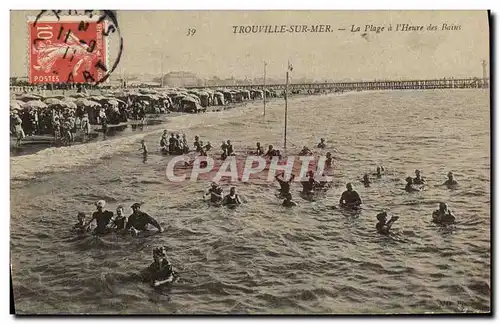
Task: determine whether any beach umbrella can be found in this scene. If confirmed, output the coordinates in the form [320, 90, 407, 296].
[139, 89, 157, 94]
[75, 98, 101, 107]
[136, 94, 159, 100]
[90, 95, 107, 102]
[107, 99, 120, 106]
[62, 101, 78, 110]
[70, 93, 88, 98]
[115, 95, 132, 104]
[181, 96, 198, 104]
[24, 100, 48, 110]
[187, 94, 201, 103]
[44, 98, 66, 106]
[113, 98, 127, 105]
[16, 94, 43, 102]
[44, 98, 76, 110]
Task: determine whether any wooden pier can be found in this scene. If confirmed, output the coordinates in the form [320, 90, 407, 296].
[187, 77, 489, 92]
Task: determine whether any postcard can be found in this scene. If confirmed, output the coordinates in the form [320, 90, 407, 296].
[9, 10, 490, 314]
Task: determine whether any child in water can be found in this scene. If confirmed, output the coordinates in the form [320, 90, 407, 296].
[72, 212, 90, 234]
[144, 246, 179, 287]
[139, 140, 148, 156]
[113, 205, 127, 231]
[375, 211, 399, 235]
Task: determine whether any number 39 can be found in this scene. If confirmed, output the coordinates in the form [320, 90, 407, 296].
[186, 28, 196, 36]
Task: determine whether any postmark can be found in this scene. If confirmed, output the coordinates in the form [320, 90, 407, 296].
[28, 10, 123, 84]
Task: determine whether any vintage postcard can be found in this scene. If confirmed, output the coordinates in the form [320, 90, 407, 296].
[9, 10, 490, 314]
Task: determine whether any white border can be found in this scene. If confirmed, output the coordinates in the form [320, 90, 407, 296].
[3, 1, 498, 323]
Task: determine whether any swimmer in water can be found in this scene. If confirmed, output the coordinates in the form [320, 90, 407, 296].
[168, 133, 177, 154]
[255, 142, 264, 156]
[413, 169, 426, 185]
[339, 183, 362, 209]
[374, 166, 383, 178]
[301, 171, 319, 194]
[112, 205, 127, 231]
[175, 134, 183, 153]
[139, 140, 148, 156]
[160, 134, 169, 152]
[144, 246, 179, 287]
[220, 141, 228, 160]
[362, 173, 371, 187]
[325, 152, 334, 169]
[205, 182, 223, 204]
[160, 130, 168, 153]
[194, 135, 201, 152]
[282, 192, 298, 207]
[443, 171, 458, 188]
[432, 202, 456, 224]
[317, 138, 326, 149]
[275, 171, 296, 197]
[264, 145, 281, 158]
[203, 141, 212, 152]
[222, 187, 242, 206]
[181, 134, 188, 153]
[198, 145, 208, 167]
[226, 140, 235, 156]
[375, 211, 399, 235]
[299, 146, 313, 156]
[84, 200, 114, 235]
[126, 203, 163, 236]
[72, 212, 90, 234]
[405, 177, 421, 192]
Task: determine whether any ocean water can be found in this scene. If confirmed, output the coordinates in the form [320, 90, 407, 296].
[10, 89, 490, 314]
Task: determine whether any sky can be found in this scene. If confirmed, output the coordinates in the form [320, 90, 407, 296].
[10, 10, 490, 81]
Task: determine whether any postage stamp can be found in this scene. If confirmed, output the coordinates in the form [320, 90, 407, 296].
[28, 16, 107, 83]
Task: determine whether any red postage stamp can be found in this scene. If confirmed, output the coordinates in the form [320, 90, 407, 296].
[28, 17, 107, 83]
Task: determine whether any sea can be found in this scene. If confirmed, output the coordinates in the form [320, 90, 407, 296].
[10, 89, 490, 314]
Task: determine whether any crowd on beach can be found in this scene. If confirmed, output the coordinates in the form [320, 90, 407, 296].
[10, 87, 279, 147]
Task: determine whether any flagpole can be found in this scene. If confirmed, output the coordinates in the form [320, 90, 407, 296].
[284, 70, 288, 150]
[160, 53, 164, 88]
[263, 61, 267, 116]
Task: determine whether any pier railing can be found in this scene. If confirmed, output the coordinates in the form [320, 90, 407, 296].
[186, 77, 489, 91]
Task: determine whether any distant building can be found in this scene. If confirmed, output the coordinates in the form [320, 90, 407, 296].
[162, 71, 201, 87]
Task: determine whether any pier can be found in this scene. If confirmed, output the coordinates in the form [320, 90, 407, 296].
[187, 77, 489, 92]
